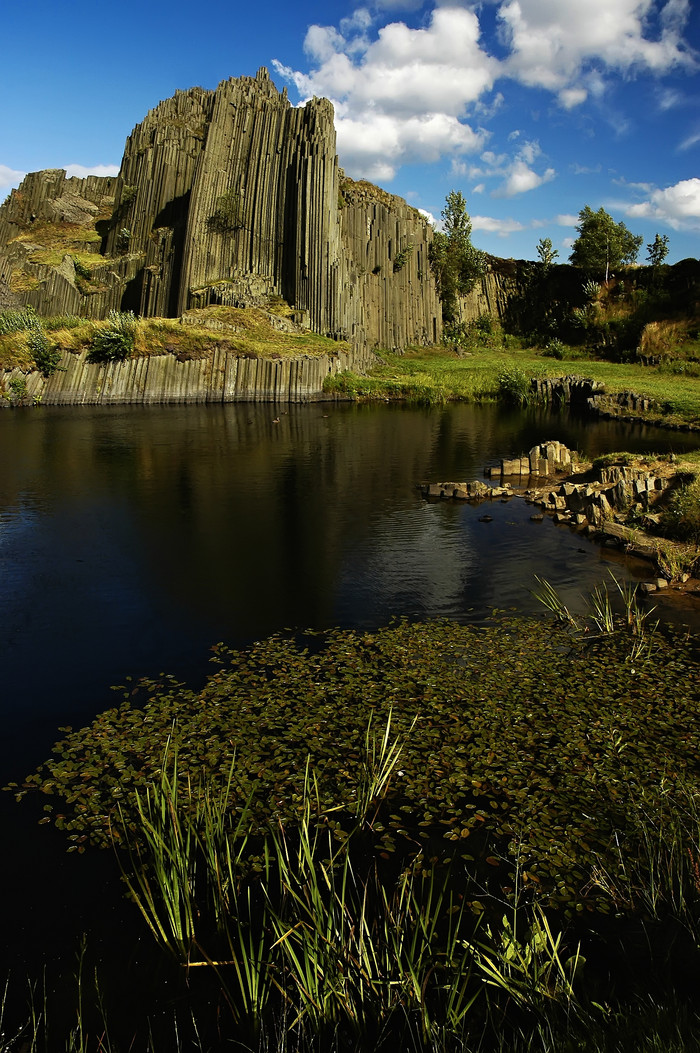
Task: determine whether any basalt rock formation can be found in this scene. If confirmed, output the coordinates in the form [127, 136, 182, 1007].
[0, 68, 446, 354]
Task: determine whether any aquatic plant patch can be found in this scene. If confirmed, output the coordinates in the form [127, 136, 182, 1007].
[13, 616, 700, 914]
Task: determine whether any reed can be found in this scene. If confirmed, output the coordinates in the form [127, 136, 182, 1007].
[532, 572, 659, 661]
[117, 746, 197, 958]
[112, 723, 591, 1049]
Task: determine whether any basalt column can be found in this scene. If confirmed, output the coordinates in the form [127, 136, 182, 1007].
[104, 87, 215, 317]
[178, 69, 341, 333]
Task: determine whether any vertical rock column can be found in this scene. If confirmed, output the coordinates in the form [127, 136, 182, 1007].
[179, 69, 341, 335]
[338, 181, 442, 350]
[104, 87, 214, 316]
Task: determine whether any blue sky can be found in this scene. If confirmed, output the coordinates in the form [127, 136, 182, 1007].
[1, 0, 698, 263]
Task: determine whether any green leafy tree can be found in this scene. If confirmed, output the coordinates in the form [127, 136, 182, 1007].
[646, 233, 670, 269]
[429, 191, 486, 322]
[569, 206, 643, 282]
[536, 237, 559, 269]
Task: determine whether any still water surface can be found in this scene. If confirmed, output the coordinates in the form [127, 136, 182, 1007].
[1, 400, 699, 985]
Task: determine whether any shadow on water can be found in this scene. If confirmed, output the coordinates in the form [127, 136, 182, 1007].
[0, 399, 698, 1028]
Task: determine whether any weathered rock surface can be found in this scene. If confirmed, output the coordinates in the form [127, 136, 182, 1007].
[488, 440, 577, 480]
[0, 344, 367, 406]
[0, 69, 441, 357]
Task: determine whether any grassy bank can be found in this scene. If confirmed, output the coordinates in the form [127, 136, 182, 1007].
[0, 305, 348, 377]
[325, 342, 700, 426]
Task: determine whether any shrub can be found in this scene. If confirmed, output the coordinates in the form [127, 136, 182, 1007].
[660, 476, 700, 548]
[472, 313, 494, 336]
[88, 311, 138, 363]
[43, 315, 84, 332]
[542, 338, 565, 360]
[0, 306, 39, 335]
[497, 366, 531, 406]
[207, 189, 242, 234]
[0, 308, 62, 377]
[27, 325, 61, 377]
[7, 376, 29, 403]
[392, 244, 413, 272]
[70, 256, 92, 281]
[116, 228, 131, 254]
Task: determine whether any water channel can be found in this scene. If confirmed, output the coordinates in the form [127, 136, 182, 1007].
[1, 399, 699, 1021]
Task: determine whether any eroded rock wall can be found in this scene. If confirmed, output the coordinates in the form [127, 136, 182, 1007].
[0, 344, 374, 406]
[0, 70, 446, 357]
[338, 180, 441, 350]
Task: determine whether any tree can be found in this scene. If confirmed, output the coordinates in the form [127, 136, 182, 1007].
[536, 237, 558, 269]
[569, 206, 643, 282]
[646, 233, 670, 269]
[429, 191, 486, 322]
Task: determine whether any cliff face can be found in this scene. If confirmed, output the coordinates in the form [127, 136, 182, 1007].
[0, 69, 442, 354]
[0, 344, 374, 406]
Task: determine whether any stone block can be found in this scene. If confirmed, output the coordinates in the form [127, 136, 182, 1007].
[501, 459, 521, 476]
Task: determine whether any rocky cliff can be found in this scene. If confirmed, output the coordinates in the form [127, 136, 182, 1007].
[0, 68, 445, 356]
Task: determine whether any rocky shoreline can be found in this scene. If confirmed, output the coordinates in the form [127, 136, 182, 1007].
[420, 440, 699, 596]
[531, 375, 700, 433]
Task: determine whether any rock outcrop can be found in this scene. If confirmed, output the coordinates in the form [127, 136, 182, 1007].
[0, 344, 369, 406]
[0, 69, 442, 355]
[487, 440, 577, 480]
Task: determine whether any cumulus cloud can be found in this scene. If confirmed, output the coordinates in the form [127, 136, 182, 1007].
[626, 177, 700, 229]
[494, 160, 555, 196]
[450, 140, 554, 196]
[498, 0, 696, 107]
[274, 6, 498, 179]
[273, 1, 696, 184]
[556, 213, 579, 226]
[472, 215, 526, 235]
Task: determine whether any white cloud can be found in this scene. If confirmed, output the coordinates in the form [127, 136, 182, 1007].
[556, 213, 579, 226]
[274, 0, 696, 185]
[493, 160, 555, 196]
[626, 177, 700, 229]
[62, 164, 120, 180]
[657, 86, 684, 110]
[452, 139, 554, 196]
[472, 215, 526, 235]
[679, 130, 700, 151]
[498, 0, 696, 106]
[418, 207, 437, 225]
[559, 87, 588, 109]
[570, 162, 602, 175]
[274, 6, 498, 180]
[0, 164, 26, 203]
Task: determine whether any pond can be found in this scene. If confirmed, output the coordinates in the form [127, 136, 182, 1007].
[1, 399, 699, 1015]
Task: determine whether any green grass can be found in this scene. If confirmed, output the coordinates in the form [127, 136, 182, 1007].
[0, 307, 349, 374]
[182, 306, 349, 358]
[326, 343, 700, 424]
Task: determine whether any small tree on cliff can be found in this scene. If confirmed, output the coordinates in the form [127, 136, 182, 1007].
[646, 233, 670, 269]
[569, 206, 642, 282]
[429, 191, 486, 322]
[536, 237, 559, 270]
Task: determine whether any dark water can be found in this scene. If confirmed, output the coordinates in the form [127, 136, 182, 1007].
[1, 400, 699, 1010]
